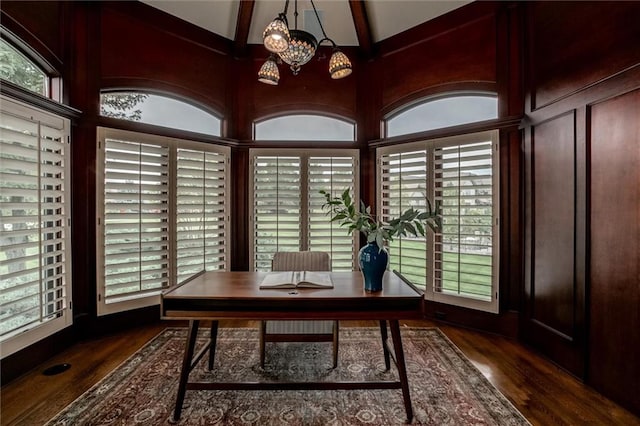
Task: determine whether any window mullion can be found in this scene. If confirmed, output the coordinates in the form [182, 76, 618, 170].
[138, 143, 142, 292]
[37, 120, 44, 323]
[427, 146, 435, 295]
[301, 154, 309, 251]
[276, 159, 279, 253]
[168, 146, 177, 286]
[201, 152, 205, 270]
[457, 145, 462, 295]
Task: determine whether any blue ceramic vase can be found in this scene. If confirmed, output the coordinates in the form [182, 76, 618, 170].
[358, 241, 389, 292]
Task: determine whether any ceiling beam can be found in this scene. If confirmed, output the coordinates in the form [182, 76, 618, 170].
[233, 0, 255, 57]
[349, 0, 374, 58]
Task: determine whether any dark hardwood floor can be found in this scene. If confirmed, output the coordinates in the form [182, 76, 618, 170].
[2, 320, 638, 425]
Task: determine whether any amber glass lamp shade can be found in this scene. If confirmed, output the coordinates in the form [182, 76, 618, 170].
[263, 17, 290, 53]
[329, 50, 352, 79]
[258, 57, 280, 85]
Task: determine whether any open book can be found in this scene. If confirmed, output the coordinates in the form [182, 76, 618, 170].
[259, 271, 333, 289]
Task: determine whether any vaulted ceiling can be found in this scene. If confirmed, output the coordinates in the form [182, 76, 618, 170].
[141, 0, 471, 56]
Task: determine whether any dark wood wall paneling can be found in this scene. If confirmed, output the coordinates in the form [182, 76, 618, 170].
[358, 58, 380, 212]
[99, 2, 231, 116]
[523, 112, 585, 377]
[67, 1, 101, 332]
[378, 1, 499, 112]
[531, 1, 640, 110]
[247, 45, 359, 125]
[589, 89, 640, 414]
[381, 14, 495, 109]
[523, 1, 640, 414]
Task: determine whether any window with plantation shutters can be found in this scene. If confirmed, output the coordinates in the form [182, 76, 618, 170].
[434, 138, 496, 306]
[379, 149, 430, 286]
[0, 96, 72, 358]
[97, 127, 229, 315]
[176, 149, 228, 283]
[377, 130, 499, 313]
[100, 138, 170, 309]
[251, 155, 301, 271]
[250, 150, 358, 272]
[308, 156, 358, 271]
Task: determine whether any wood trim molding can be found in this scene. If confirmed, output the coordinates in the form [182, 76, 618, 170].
[0, 80, 81, 118]
[381, 81, 498, 118]
[348, 0, 374, 58]
[369, 116, 522, 149]
[233, 0, 255, 58]
[0, 10, 64, 72]
[97, 116, 239, 147]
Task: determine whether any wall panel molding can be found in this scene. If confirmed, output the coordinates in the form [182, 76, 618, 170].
[527, 1, 640, 111]
[522, 110, 585, 376]
[589, 88, 640, 414]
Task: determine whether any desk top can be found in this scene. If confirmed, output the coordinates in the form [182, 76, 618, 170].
[161, 271, 423, 320]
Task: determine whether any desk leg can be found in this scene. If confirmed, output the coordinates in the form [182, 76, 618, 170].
[208, 320, 219, 370]
[389, 320, 413, 423]
[379, 320, 391, 370]
[173, 319, 200, 422]
[259, 320, 267, 368]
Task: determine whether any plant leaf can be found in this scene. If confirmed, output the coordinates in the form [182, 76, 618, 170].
[375, 232, 384, 249]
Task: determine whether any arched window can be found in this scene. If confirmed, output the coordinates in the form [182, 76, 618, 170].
[385, 93, 498, 137]
[0, 33, 71, 357]
[97, 91, 227, 315]
[250, 114, 358, 271]
[254, 114, 355, 141]
[100, 91, 222, 137]
[378, 93, 500, 313]
[0, 38, 48, 96]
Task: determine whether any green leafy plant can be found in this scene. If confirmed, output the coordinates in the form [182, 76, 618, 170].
[320, 189, 442, 250]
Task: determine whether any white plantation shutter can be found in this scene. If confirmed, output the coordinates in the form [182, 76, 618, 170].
[379, 150, 430, 285]
[434, 137, 496, 304]
[308, 155, 358, 271]
[0, 96, 72, 357]
[377, 130, 499, 312]
[101, 139, 170, 305]
[252, 156, 301, 271]
[176, 149, 228, 283]
[97, 127, 230, 315]
[250, 150, 359, 272]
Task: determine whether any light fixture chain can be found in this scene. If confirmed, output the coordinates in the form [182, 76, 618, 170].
[310, 0, 329, 41]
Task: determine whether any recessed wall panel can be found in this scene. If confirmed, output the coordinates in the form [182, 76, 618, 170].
[590, 88, 640, 413]
[532, 113, 576, 338]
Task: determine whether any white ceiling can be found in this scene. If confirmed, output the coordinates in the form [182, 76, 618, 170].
[140, 0, 471, 47]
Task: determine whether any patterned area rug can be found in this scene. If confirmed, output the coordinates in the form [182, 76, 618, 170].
[46, 327, 530, 425]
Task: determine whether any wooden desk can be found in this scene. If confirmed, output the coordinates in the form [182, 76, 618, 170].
[161, 270, 423, 423]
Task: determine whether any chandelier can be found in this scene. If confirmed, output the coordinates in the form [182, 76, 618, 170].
[258, 0, 353, 85]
